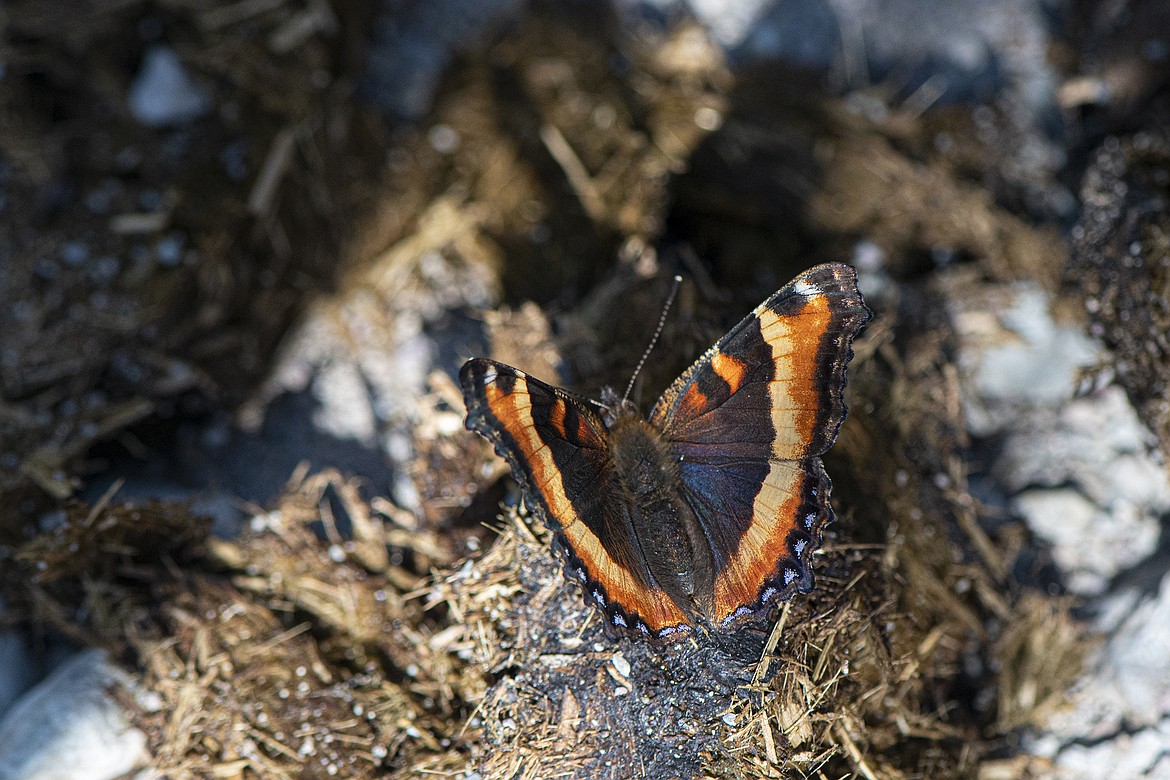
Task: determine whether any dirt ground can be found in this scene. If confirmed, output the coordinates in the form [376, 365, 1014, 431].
[2, 1, 1170, 778]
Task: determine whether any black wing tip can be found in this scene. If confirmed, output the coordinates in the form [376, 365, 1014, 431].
[459, 357, 502, 388]
[779, 262, 872, 318]
[458, 357, 488, 398]
[459, 358, 492, 433]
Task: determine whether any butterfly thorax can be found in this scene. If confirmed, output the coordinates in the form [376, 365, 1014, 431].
[606, 413, 717, 624]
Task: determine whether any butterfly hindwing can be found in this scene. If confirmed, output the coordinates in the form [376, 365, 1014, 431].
[649, 263, 871, 627]
[460, 359, 692, 637]
[680, 456, 833, 628]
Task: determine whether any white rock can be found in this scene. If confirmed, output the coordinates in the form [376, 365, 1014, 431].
[128, 46, 210, 127]
[1101, 575, 1170, 728]
[994, 390, 1166, 498]
[951, 281, 1166, 595]
[955, 283, 1099, 435]
[1055, 725, 1170, 779]
[1030, 571, 1170, 776]
[951, 283, 1170, 773]
[238, 238, 495, 510]
[994, 386, 1168, 594]
[313, 358, 380, 447]
[1011, 488, 1159, 595]
[0, 649, 148, 780]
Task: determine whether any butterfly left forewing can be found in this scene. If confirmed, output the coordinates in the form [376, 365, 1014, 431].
[460, 358, 694, 639]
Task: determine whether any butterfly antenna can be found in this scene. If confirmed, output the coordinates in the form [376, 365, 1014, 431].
[622, 275, 683, 405]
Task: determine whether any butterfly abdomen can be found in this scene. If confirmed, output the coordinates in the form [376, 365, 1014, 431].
[607, 415, 717, 622]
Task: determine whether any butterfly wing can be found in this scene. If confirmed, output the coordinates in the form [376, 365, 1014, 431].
[649, 263, 871, 629]
[461, 358, 693, 638]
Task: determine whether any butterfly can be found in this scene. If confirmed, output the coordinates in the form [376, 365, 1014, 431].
[460, 263, 871, 639]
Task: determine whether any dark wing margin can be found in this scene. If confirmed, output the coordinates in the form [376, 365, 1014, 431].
[460, 358, 693, 639]
[679, 457, 833, 628]
[648, 263, 871, 628]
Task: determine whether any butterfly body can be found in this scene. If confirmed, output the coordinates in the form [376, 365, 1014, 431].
[461, 263, 871, 641]
[603, 411, 718, 627]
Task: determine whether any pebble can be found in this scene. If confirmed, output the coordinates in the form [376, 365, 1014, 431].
[128, 46, 211, 127]
[611, 652, 631, 678]
[0, 649, 148, 780]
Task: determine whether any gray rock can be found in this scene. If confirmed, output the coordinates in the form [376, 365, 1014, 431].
[1029, 571, 1170, 777]
[364, 0, 523, 118]
[0, 649, 148, 780]
[950, 280, 1165, 595]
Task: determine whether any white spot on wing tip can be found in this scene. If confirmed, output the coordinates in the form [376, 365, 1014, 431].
[482, 365, 498, 383]
[793, 280, 818, 297]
